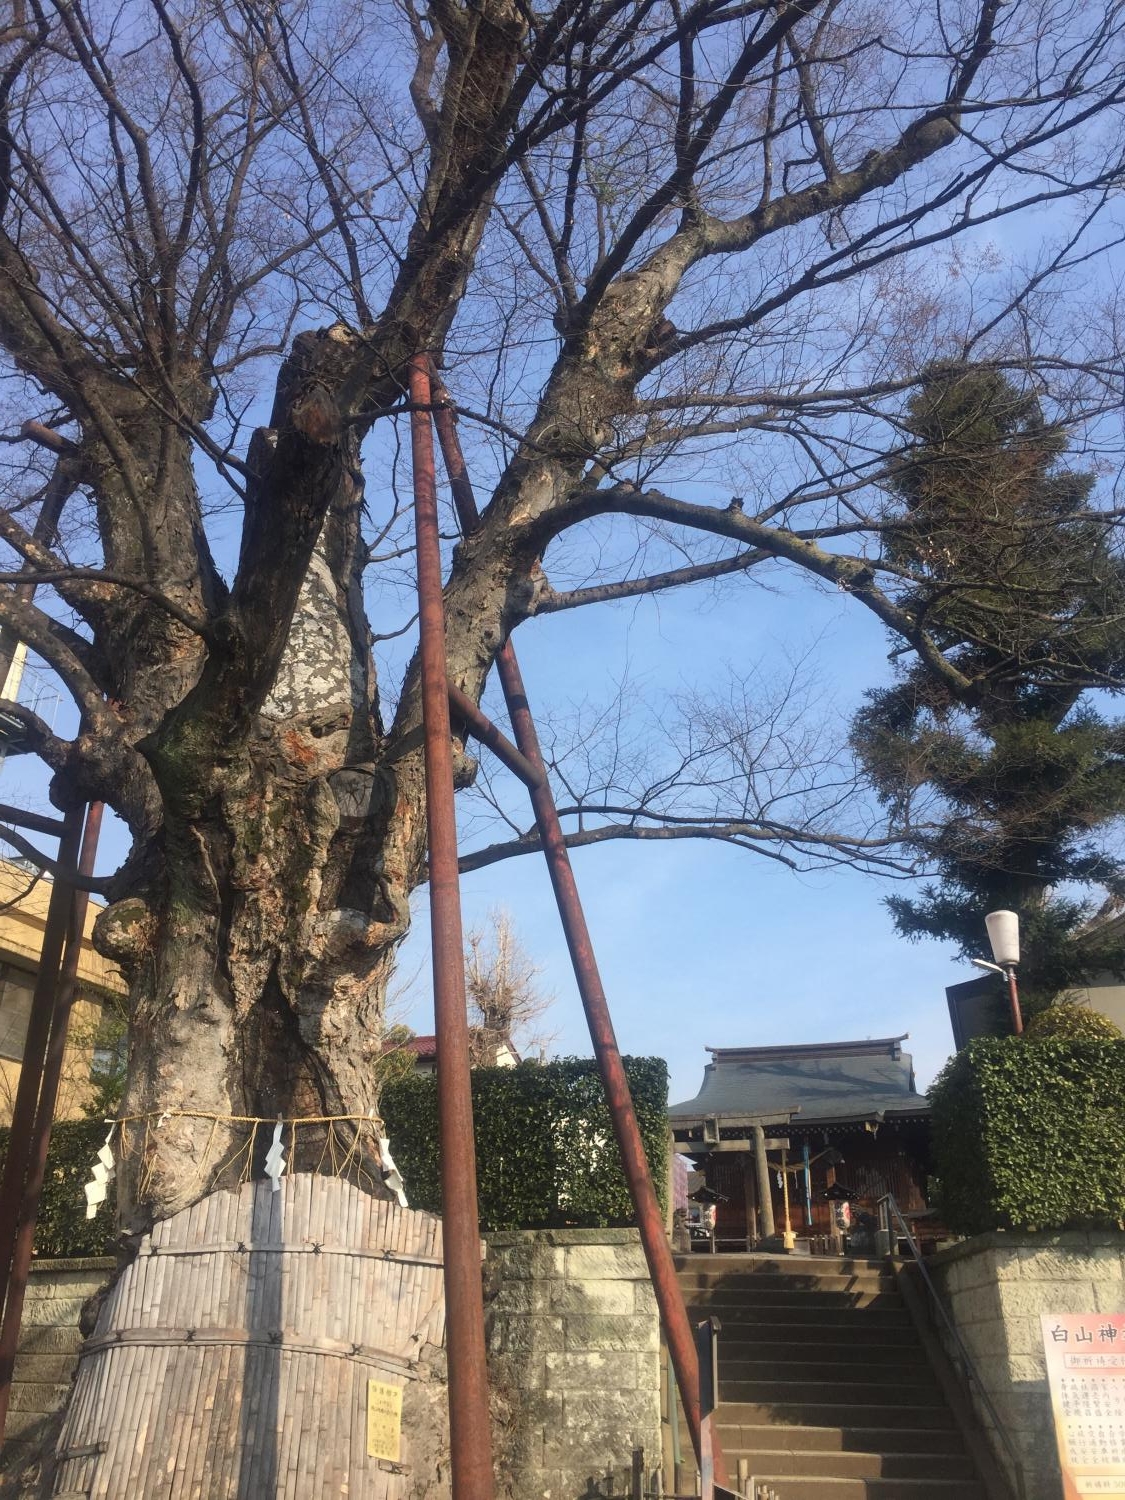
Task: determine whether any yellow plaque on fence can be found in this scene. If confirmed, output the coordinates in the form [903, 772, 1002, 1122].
[367, 1380, 403, 1462]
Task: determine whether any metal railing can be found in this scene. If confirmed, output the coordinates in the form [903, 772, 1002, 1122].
[878, 1193, 1026, 1500]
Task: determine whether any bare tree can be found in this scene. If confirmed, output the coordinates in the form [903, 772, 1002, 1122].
[0, 0, 1121, 1240]
[465, 908, 556, 1064]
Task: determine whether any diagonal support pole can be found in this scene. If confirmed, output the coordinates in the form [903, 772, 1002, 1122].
[428, 365, 724, 1486]
[0, 801, 103, 1448]
[408, 355, 495, 1500]
[0, 802, 86, 1337]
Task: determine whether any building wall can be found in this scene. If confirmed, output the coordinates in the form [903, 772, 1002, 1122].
[0, 860, 126, 1125]
[1077, 978, 1125, 1031]
[930, 1230, 1125, 1500]
[484, 1228, 662, 1500]
[0, 996, 110, 1123]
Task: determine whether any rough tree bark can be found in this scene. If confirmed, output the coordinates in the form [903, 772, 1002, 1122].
[0, 0, 1121, 1231]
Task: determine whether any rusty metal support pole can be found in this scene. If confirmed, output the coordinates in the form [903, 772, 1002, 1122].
[0, 803, 85, 1317]
[0, 476, 70, 694]
[0, 802, 103, 1448]
[494, 645, 720, 1481]
[1006, 966, 1024, 1036]
[428, 374, 720, 1483]
[408, 355, 495, 1500]
[447, 682, 544, 791]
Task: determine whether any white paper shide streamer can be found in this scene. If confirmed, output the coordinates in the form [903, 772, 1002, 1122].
[84, 1125, 116, 1219]
[379, 1135, 408, 1208]
[264, 1118, 287, 1191]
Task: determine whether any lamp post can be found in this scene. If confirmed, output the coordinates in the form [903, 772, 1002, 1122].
[971, 909, 1023, 1035]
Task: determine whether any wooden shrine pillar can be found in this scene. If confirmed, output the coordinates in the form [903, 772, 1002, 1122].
[752, 1125, 775, 1241]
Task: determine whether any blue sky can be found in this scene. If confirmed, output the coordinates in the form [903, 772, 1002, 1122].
[0, 519, 970, 1109]
[6, 28, 1114, 1108]
[388, 559, 971, 1106]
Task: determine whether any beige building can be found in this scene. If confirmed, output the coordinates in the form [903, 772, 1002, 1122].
[0, 858, 126, 1123]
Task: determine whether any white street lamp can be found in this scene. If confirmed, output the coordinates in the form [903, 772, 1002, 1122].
[974, 909, 1023, 1035]
[985, 910, 1020, 968]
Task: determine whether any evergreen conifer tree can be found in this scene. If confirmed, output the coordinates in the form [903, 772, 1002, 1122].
[852, 366, 1125, 1009]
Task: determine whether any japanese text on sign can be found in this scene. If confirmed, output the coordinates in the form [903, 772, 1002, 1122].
[1042, 1314, 1125, 1500]
[367, 1380, 403, 1463]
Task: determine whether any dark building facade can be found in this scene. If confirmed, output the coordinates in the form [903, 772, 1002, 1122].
[669, 1036, 932, 1252]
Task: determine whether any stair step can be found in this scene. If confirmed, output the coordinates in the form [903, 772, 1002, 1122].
[721, 1380, 945, 1406]
[716, 1425, 968, 1456]
[742, 1477, 984, 1499]
[697, 1320, 917, 1345]
[707, 1402, 957, 1429]
[675, 1255, 888, 1277]
[686, 1289, 903, 1311]
[678, 1271, 896, 1294]
[686, 1305, 911, 1329]
[733, 1449, 977, 1481]
[719, 1342, 928, 1368]
[674, 1255, 983, 1497]
[720, 1360, 937, 1387]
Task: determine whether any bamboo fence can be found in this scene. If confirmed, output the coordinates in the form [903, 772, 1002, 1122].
[51, 1176, 448, 1499]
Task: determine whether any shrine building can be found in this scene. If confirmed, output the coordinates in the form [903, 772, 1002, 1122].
[669, 1035, 933, 1254]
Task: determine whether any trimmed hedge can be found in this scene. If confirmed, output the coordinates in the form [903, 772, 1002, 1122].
[1024, 1002, 1123, 1042]
[380, 1055, 669, 1230]
[0, 1055, 669, 1253]
[0, 1118, 116, 1258]
[930, 1037, 1125, 1235]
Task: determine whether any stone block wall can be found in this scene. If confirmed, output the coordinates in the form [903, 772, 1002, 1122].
[0, 1257, 114, 1499]
[0, 1232, 663, 1500]
[930, 1231, 1125, 1500]
[484, 1229, 661, 1500]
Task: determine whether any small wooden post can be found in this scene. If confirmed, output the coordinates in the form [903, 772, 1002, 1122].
[695, 1319, 720, 1500]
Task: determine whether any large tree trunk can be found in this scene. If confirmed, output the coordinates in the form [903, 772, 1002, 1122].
[47, 311, 434, 1227]
[96, 491, 426, 1226]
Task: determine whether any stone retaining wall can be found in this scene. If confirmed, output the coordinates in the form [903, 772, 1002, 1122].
[0, 1257, 115, 1499]
[484, 1229, 662, 1500]
[929, 1230, 1125, 1500]
[0, 1232, 661, 1500]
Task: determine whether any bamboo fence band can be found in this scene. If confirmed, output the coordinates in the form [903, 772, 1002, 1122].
[51, 1175, 451, 1499]
[129, 1242, 444, 1267]
[77, 1327, 425, 1376]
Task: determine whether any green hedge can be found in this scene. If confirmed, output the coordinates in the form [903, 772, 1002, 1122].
[0, 1118, 116, 1258]
[380, 1056, 669, 1230]
[0, 1056, 669, 1252]
[930, 1037, 1125, 1234]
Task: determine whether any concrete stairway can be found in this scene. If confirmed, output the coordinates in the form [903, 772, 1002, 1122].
[674, 1252, 988, 1499]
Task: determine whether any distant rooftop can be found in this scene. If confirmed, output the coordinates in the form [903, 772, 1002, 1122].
[382, 1034, 437, 1058]
[669, 1035, 928, 1128]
